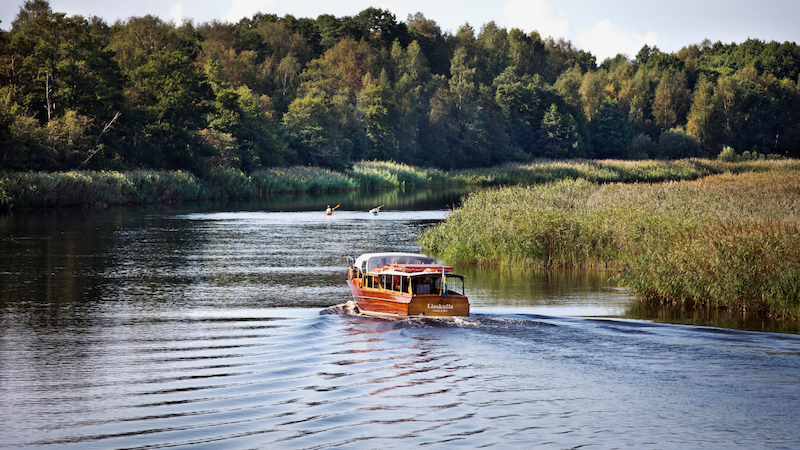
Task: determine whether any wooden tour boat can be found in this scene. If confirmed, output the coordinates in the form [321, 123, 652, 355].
[346, 252, 469, 318]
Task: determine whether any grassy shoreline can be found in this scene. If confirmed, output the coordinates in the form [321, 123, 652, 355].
[4, 158, 799, 320]
[3, 158, 798, 211]
[419, 168, 800, 320]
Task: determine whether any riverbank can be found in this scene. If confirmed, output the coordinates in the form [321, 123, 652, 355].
[2, 159, 797, 211]
[419, 168, 800, 320]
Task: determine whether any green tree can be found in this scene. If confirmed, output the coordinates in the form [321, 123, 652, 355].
[590, 97, 629, 159]
[273, 53, 302, 109]
[353, 8, 408, 47]
[357, 71, 398, 160]
[282, 87, 353, 168]
[713, 75, 742, 143]
[449, 46, 478, 110]
[546, 37, 596, 81]
[206, 85, 291, 169]
[602, 54, 635, 112]
[399, 40, 430, 83]
[507, 28, 547, 77]
[108, 15, 180, 73]
[197, 20, 260, 92]
[685, 74, 714, 150]
[554, 65, 583, 113]
[6, 1, 126, 169]
[322, 37, 380, 95]
[11, 4, 124, 123]
[391, 41, 435, 165]
[579, 69, 607, 121]
[493, 68, 556, 155]
[406, 12, 449, 76]
[540, 103, 584, 159]
[126, 50, 213, 169]
[652, 70, 690, 131]
[476, 21, 508, 85]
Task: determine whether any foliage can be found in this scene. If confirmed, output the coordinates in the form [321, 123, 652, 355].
[657, 129, 702, 159]
[589, 97, 629, 159]
[628, 133, 657, 159]
[125, 50, 214, 170]
[2, 1, 800, 174]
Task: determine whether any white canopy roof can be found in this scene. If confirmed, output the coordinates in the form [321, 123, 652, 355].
[353, 252, 436, 272]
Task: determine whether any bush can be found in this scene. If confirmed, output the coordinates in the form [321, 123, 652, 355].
[718, 145, 738, 162]
[657, 129, 702, 159]
[628, 134, 657, 160]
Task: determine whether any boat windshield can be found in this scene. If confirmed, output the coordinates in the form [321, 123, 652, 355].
[366, 255, 436, 272]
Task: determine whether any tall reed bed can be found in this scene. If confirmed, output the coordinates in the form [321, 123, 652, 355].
[419, 170, 800, 319]
[348, 160, 449, 187]
[2, 159, 798, 211]
[0, 170, 212, 208]
[251, 166, 356, 193]
[450, 158, 800, 185]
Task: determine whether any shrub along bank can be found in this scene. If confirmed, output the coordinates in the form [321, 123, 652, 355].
[419, 169, 800, 319]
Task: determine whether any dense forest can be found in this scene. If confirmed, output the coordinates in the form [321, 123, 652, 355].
[1, 0, 800, 173]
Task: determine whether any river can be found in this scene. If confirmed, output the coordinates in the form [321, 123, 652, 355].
[1, 189, 799, 449]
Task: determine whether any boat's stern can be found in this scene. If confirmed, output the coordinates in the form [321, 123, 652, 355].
[408, 296, 470, 317]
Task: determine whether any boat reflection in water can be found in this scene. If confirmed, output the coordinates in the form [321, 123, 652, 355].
[346, 252, 469, 318]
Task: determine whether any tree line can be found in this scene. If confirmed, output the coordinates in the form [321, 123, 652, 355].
[2, 0, 800, 173]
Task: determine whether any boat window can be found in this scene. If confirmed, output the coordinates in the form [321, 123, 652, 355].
[368, 258, 388, 271]
[392, 275, 400, 292]
[412, 276, 437, 294]
[380, 274, 390, 290]
[443, 275, 464, 296]
[399, 275, 409, 293]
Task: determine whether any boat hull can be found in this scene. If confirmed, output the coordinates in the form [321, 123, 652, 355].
[347, 280, 469, 318]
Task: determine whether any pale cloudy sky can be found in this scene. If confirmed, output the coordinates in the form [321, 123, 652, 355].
[2, 0, 798, 62]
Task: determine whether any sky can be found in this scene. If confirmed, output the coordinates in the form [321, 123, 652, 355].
[2, 0, 799, 62]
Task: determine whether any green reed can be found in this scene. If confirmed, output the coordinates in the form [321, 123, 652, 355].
[203, 167, 257, 198]
[348, 160, 449, 187]
[251, 166, 357, 193]
[448, 158, 800, 185]
[0, 170, 213, 208]
[419, 170, 800, 319]
[2, 159, 798, 211]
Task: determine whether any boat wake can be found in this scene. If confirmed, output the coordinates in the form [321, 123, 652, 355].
[319, 301, 361, 316]
[320, 303, 557, 331]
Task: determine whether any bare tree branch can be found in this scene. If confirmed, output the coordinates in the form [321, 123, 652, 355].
[77, 111, 120, 169]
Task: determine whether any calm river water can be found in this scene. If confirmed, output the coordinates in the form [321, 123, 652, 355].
[2, 189, 800, 449]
